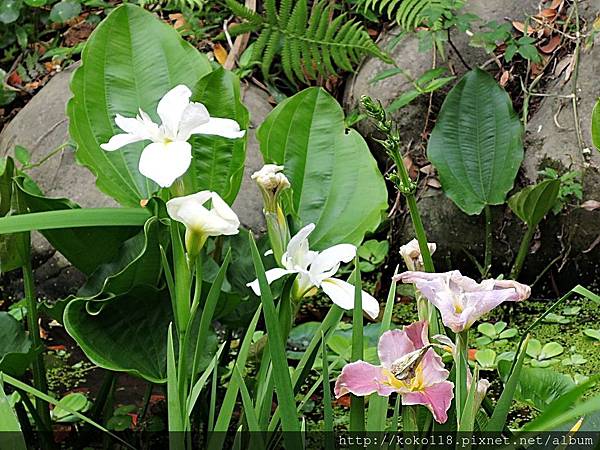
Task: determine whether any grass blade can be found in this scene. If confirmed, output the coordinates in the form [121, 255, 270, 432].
[485, 335, 529, 432]
[166, 324, 185, 449]
[1, 373, 134, 449]
[322, 331, 333, 433]
[248, 234, 302, 444]
[186, 343, 226, 416]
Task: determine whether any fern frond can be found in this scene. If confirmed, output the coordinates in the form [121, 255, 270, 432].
[224, 0, 391, 83]
[356, 0, 457, 30]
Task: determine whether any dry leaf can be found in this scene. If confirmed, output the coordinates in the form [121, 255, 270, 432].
[419, 164, 435, 175]
[512, 21, 535, 34]
[539, 8, 557, 19]
[426, 178, 441, 188]
[581, 200, 600, 211]
[554, 54, 572, 76]
[169, 13, 187, 30]
[539, 34, 561, 53]
[213, 43, 228, 65]
[500, 70, 510, 87]
[549, 0, 563, 9]
[7, 71, 21, 86]
[403, 155, 418, 180]
[563, 54, 576, 81]
[139, 199, 149, 207]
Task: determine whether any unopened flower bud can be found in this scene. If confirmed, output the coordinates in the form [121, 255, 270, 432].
[399, 238, 436, 272]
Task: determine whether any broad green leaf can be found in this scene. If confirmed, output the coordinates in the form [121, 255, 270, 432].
[49, 0, 80, 23]
[584, 328, 600, 341]
[508, 179, 560, 227]
[14, 178, 141, 274]
[0, 0, 21, 24]
[593, 99, 600, 151]
[0, 379, 26, 450]
[477, 322, 497, 339]
[183, 68, 249, 204]
[427, 68, 524, 215]
[52, 392, 90, 422]
[257, 87, 387, 249]
[539, 342, 564, 360]
[498, 360, 575, 411]
[68, 4, 212, 206]
[77, 216, 168, 297]
[475, 349, 496, 370]
[64, 286, 173, 383]
[0, 312, 36, 377]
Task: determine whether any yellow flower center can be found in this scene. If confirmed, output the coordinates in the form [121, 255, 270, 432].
[384, 364, 426, 393]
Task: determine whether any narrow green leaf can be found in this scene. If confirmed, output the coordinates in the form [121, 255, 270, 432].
[166, 324, 183, 433]
[187, 343, 226, 416]
[592, 99, 600, 151]
[0, 208, 149, 234]
[485, 335, 530, 431]
[209, 305, 262, 446]
[233, 366, 261, 432]
[248, 234, 301, 442]
[321, 331, 333, 433]
[190, 249, 232, 379]
[1, 373, 134, 449]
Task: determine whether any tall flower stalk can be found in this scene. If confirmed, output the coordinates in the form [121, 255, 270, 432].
[361, 96, 441, 333]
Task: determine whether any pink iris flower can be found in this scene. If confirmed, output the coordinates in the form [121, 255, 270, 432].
[334, 321, 454, 424]
[395, 271, 531, 333]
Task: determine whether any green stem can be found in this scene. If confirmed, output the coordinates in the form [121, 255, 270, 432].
[510, 226, 535, 280]
[484, 205, 493, 276]
[22, 260, 51, 431]
[454, 331, 469, 426]
[349, 262, 365, 432]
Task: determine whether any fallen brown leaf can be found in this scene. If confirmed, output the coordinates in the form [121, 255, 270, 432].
[213, 43, 228, 65]
[512, 21, 535, 35]
[426, 178, 441, 188]
[169, 13, 187, 30]
[500, 70, 510, 87]
[554, 54, 572, 76]
[419, 164, 435, 176]
[539, 34, 561, 53]
[403, 155, 418, 180]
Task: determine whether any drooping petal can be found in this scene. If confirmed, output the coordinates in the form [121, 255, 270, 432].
[193, 117, 245, 139]
[308, 244, 356, 285]
[334, 361, 394, 397]
[210, 192, 241, 230]
[320, 278, 379, 319]
[246, 268, 297, 296]
[166, 191, 212, 223]
[401, 381, 454, 424]
[377, 329, 418, 369]
[156, 85, 192, 139]
[282, 223, 316, 270]
[138, 141, 192, 188]
[100, 133, 147, 151]
[493, 279, 531, 301]
[176, 102, 210, 141]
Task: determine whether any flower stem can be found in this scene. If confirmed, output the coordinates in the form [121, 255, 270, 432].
[23, 260, 51, 431]
[483, 205, 493, 276]
[349, 262, 365, 432]
[454, 331, 469, 426]
[510, 226, 536, 280]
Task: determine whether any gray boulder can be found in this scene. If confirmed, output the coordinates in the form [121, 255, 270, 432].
[346, 0, 600, 284]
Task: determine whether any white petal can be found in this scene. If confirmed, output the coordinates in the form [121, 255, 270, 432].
[194, 117, 245, 139]
[115, 114, 152, 137]
[166, 191, 212, 223]
[321, 278, 380, 320]
[246, 268, 297, 296]
[138, 141, 192, 188]
[100, 133, 146, 151]
[176, 102, 211, 141]
[156, 85, 192, 139]
[282, 224, 317, 271]
[210, 192, 240, 228]
[309, 244, 356, 284]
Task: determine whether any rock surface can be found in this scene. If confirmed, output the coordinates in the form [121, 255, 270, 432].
[346, 0, 600, 285]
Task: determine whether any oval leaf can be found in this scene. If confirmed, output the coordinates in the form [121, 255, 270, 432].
[508, 179, 560, 227]
[427, 68, 524, 215]
[68, 4, 213, 206]
[592, 99, 600, 151]
[257, 87, 387, 249]
[0, 312, 36, 377]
